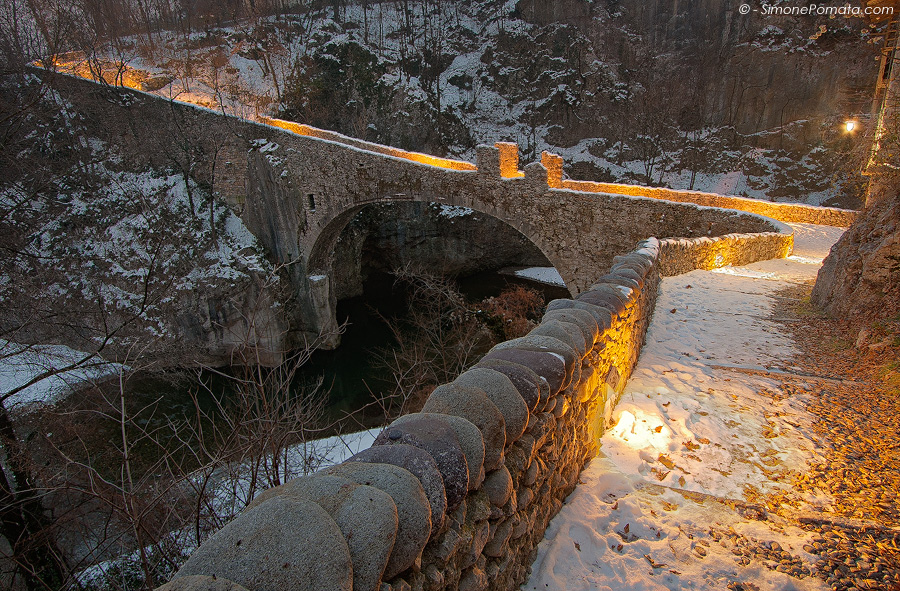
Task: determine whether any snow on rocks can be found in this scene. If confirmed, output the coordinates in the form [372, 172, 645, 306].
[512, 266, 566, 287]
[524, 224, 846, 591]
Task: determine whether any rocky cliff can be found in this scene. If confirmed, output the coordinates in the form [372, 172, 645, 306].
[812, 193, 900, 319]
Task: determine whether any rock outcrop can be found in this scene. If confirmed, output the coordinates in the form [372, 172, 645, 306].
[813, 194, 900, 319]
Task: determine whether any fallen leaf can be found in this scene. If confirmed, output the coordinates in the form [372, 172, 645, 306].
[644, 554, 668, 568]
[697, 437, 710, 444]
[658, 454, 676, 469]
[574, 541, 581, 551]
[654, 426, 663, 433]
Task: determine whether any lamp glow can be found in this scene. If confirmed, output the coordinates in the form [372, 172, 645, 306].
[845, 120, 856, 133]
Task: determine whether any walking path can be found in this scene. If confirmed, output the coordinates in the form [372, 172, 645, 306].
[524, 224, 847, 591]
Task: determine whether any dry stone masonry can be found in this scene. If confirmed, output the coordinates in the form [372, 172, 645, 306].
[164, 236, 663, 591]
[156, 222, 814, 591]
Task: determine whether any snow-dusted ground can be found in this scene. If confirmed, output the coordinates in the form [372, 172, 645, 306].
[523, 223, 846, 591]
[513, 266, 566, 287]
[0, 344, 123, 410]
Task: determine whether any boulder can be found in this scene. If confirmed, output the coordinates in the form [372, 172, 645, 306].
[373, 415, 468, 511]
[422, 383, 506, 472]
[474, 358, 544, 410]
[453, 368, 529, 443]
[174, 496, 352, 591]
[324, 462, 431, 579]
[349, 444, 447, 538]
[390, 413, 485, 491]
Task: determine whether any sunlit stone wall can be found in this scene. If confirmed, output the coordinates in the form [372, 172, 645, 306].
[157, 215, 802, 591]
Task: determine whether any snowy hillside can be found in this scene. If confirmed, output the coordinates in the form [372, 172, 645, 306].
[50, 0, 876, 208]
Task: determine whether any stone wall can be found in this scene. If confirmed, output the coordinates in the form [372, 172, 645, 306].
[157, 217, 798, 591]
[537, 151, 856, 228]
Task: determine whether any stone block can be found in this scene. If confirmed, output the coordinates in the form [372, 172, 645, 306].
[174, 496, 352, 591]
[482, 466, 513, 508]
[483, 519, 513, 558]
[577, 294, 626, 319]
[374, 415, 468, 511]
[350, 444, 447, 537]
[542, 309, 599, 346]
[422, 383, 506, 472]
[458, 567, 488, 591]
[529, 320, 587, 357]
[546, 299, 613, 333]
[324, 462, 431, 579]
[453, 368, 529, 444]
[480, 348, 563, 398]
[612, 266, 643, 286]
[461, 521, 491, 569]
[591, 273, 640, 292]
[489, 335, 577, 390]
[391, 413, 485, 492]
[249, 474, 398, 591]
[474, 358, 542, 410]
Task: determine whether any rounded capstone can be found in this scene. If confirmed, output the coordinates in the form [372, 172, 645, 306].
[529, 320, 587, 357]
[374, 415, 468, 511]
[481, 348, 565, 397]
[482, 465, 513, 508]
[174, 496, 352, 591]
[324, 461, 431, 579]
[391, 413, 485, 491]
[349, 444, 446, 537]
[613, 266, 644, 286]
[546, 299, 614, 333]
[156, 576, 249, 591]
[611, 260, 650, 278]
[422, 383, 506, 472]
[453, 368, 529, 444]
[542, 309, 599, 346]
[475, 358, 543, 410]
[577, 290, 627, 317]
[591, 273, 640, 292]
[491, 335, 578, 389]
[247, 474, 397, 591]
[612, 253, 654, 274]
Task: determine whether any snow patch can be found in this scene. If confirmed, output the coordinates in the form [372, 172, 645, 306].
[513, 267, 565, 287]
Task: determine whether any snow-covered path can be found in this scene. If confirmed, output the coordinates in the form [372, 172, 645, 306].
[523, 224, 846, 591]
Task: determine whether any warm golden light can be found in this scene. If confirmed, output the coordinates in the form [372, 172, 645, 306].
[261, 116, 477, 171]
[845, 120, 856, 133]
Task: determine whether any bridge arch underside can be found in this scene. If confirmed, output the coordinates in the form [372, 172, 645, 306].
[308, 199, 561, 287]
[305, 199, 566, 341]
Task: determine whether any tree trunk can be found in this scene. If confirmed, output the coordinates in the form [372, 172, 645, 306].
[0, 403, 67, 591]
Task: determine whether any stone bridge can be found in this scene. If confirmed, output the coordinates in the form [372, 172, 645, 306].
[242, 116, 853, 348]
[40, 70, 855, 354]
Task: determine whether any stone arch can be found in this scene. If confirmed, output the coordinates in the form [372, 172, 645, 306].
[307, 196, 568, 281]
[303, 196, 572, 346]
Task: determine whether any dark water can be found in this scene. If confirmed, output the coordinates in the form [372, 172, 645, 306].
[303, 270, 571, 427]
[105, 270, 571, 439]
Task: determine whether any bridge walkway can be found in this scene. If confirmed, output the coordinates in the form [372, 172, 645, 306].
[523, 224, 845, 591]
